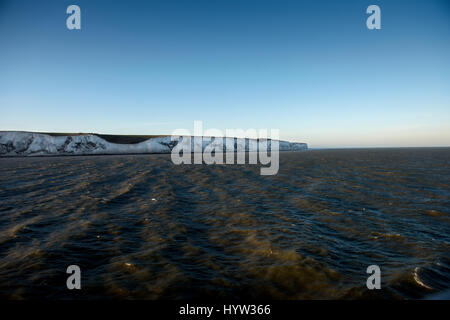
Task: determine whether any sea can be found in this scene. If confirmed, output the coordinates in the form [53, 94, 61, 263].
[0, 148, 449, 299]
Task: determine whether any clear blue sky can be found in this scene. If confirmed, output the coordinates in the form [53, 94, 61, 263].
[0, 0, 449, 147]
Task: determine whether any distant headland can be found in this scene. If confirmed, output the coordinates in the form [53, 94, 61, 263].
[0, 131, 308, 157]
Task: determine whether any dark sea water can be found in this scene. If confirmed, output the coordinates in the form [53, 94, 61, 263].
[0, 148, 449, 299]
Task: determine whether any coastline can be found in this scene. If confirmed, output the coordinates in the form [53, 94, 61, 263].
[0, 131, 308, 157]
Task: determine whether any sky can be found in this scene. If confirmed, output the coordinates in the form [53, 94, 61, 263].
[0, 0, 449, 148]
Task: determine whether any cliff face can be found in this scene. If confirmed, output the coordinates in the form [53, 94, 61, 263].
[0, 131, 307, 156]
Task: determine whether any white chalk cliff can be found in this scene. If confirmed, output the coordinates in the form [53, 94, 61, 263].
[0, 131, 307, 156]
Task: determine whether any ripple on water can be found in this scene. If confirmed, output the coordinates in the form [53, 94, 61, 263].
[0, 149, 449, 299]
